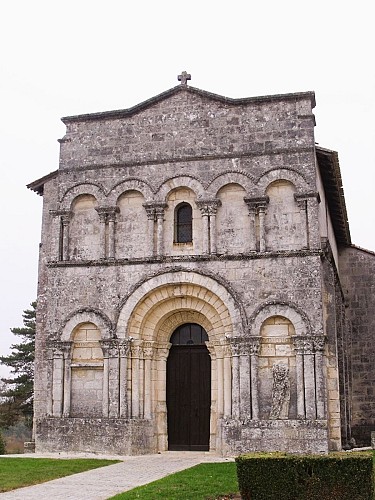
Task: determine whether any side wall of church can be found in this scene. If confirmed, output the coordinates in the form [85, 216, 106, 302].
[339, 246, 375, 446]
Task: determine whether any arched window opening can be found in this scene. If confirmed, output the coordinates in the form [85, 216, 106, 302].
[174, 202, 193, 243]
[170, 323, 208, 345]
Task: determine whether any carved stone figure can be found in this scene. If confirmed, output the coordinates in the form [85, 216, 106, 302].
[270, 363, 290, 419]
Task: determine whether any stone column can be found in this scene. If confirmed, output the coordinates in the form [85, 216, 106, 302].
[239, 339, 251, 419]
[303, 338, 317, 419]
[102, 344, 109, 418]
[223, 342, 232, 417]
[119, 339, 132, 418]
[99, 339, 121, 418]
[214, 342, 224, 418]
[155, 342, 171, 451]
[154, 203, 168, 257]
[258, 205, 267, 252]
[295, 193, 320, 249]
[46, 346, 54, 416]
[246, 205, 257, 252]
[49, 210, 64, 261]
[229, 338, 241, 419]
[293, 337, 306, 419]
[61, 212, 72, 261]
[52, 347, 64, 417]
[143, 342, 155, 419]
[96, 208, 108, 260]
[61, 341, 73, 417]
[107, 208, 119, 260]
[131, 345, 142, 418]
[198, 204, 210, 255]
[314, 336, 326, 419]
[208, 200, 221, 255]
[143, 204, 156, 256]
[249, 338, 260, 419]
[295, 197, 309, 249]
[244, 197, 269, 253]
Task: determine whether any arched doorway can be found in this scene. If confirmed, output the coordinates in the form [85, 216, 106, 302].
[166, 323, 211, 451]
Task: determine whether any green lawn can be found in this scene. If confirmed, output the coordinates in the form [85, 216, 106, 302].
[0, 457, 120, 492]
[109, 462, 239, 500]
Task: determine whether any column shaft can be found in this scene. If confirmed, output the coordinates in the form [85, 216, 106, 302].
[209, 213, 217, 254]
[108, 219, 115, 259]
[304, 353, 317, 419]
[295, 352, 306, 418]
[250, 354, 259, 419]
[223, 354, 232, 417]
[102, 357, 109, 417]
[62, 356, 71, 417]
[202, 214, 209, 254]
[258, 208, 266, 252]
[231, 354, 240, 418]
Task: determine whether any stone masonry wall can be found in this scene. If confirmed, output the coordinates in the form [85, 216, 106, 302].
[32, 87, 342, 454]
[339, 246, 375, 446]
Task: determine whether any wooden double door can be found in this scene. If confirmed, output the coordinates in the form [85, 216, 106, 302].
[166, 324, 211, 451]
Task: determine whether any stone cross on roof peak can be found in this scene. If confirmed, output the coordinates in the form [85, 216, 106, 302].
[178, 71, 191, 85]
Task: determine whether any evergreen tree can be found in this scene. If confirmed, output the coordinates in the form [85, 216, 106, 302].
[0, 302, 36, 428]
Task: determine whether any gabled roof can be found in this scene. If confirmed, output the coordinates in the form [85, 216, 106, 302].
[316, 146, 351, 246]
[61, 85, 316, 124]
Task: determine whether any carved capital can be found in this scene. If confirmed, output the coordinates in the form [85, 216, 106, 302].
[196, 199, 221, 217]
[143, 341, 156, 360]
[313, 335, 326, 352]
[100, 339, 119, 357]
[248, 337, 261, 355]
[244, 196, 269, 214]
[118, 338, 132, 357]
[292, 336, 315, 355]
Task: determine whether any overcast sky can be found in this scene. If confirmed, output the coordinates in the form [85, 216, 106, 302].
[1, 1, 374, 376]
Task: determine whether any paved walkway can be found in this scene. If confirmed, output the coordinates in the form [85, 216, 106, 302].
[0, 451, 234, 499]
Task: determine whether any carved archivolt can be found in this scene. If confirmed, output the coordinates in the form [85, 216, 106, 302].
[206, 171, 256, 197]
[250, 301, 312, 337]
[116, 270, 245, 340]
[107, 178, 154, 205]
[60, 309, 113, 341]
[60, 182, 106, 207]
[156, 175, 205, 200]
[254, 168, 311, 195]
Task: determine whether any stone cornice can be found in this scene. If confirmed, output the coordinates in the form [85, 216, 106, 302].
[46, 249, 324, 268]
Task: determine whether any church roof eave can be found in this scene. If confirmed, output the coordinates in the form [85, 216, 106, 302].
[61, 85, 316, 124]
[316, 146, 351, 247]
[27, 170, 58, 196]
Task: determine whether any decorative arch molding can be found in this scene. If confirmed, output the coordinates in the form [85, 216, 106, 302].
[60, 308, 113, 341]
[157, 310, 214, 343]
[116, 269, 246, 338]
[128, 290, 227, 343]
[253, 168, 311, 196]
[156, 175, 205, 200]
[59, 182, 106, 207]
[206, 171, 256, 197]
[107, 178, 154, 205]
[249, 301, 312, 337]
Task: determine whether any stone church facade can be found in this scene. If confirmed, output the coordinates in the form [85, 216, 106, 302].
[28, 74, 375, 456]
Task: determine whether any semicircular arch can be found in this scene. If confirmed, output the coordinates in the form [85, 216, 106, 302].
[108, 178, 154, 205]
[60, 183, 106, 208]
[249, 301, 312, 337]
[61, 308, 113, 341]
[116, 271, 245, 340]
[206, 171, 255, 197]
[156, 176, 205, 200]
[254, 168, 311, 196]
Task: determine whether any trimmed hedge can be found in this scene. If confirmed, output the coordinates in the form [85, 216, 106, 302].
[235, 451, 374, 500]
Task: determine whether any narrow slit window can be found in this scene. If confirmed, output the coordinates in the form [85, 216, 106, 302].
[175, 203, 193, 243]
